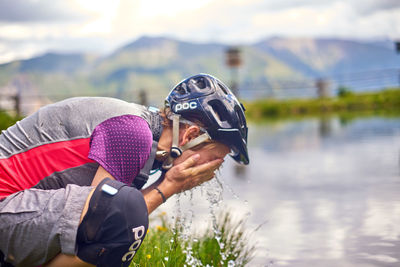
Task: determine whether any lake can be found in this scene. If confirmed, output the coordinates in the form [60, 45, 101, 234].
[152, 116, 400, 267]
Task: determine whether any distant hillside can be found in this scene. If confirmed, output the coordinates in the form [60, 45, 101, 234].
[92, 36, 229, 100]
[0, 36, 399, 107]
[255, 37, 399, 76]
[0, 53, 101, 76]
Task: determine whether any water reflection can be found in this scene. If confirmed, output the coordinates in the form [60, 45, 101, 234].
[153, 116, 400, 267]
[318, 116, 334, 137]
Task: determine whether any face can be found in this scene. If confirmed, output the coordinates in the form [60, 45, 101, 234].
[174, 142, 230, 166]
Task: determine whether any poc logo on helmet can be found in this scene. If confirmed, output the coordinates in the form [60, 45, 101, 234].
[175, 101, 197, 112]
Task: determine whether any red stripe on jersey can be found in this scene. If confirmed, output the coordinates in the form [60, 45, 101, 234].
[0, 138, 95, 199]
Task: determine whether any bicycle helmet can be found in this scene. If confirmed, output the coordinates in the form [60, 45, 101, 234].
[165, 73, 249, 165]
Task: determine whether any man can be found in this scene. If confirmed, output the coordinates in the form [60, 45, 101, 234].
[0, 74, 249, 266]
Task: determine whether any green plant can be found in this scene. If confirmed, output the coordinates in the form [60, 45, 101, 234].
[0, 111, 21, 130]
[337, 86, 354, 98]
[244, 88, 400, 121]
[191, 211, 255, 267]
[131, 211, 256, 267]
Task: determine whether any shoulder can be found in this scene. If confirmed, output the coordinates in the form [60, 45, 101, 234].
[88, 115, 153, 184]
[93, 115, 152, 138]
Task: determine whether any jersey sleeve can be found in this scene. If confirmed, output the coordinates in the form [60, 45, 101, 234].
[88, 115, 153, 184]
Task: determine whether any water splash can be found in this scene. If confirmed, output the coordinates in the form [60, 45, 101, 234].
[228, 260, 236, 267]
[171, 188, 205, 266]
[217, 170, 241, 201]
[205, 173, 229, 265]
[182, 191, 202, 266]
[168, 166, 256, 266]
[183, 243, 203, 267]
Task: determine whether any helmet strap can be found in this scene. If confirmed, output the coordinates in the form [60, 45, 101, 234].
[171, 114, 181, 154]
[161, 114, 210, 170]
[181, 133, 210, 151]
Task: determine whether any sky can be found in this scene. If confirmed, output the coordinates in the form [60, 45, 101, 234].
[0, 0, 399, 64]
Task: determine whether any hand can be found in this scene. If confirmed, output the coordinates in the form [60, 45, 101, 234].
[161, 154, 224, 197]
[143, 151, 225, 214]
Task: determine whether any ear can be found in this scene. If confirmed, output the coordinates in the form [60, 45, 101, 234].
[180, 125, 201, 146]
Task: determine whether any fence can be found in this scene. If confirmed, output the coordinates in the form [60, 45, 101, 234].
[0, 92, 21, 116]
[1, 68, 399, 115]
[239, 68, 400, 100]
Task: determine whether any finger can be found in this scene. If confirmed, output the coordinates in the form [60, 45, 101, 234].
[195, 169, 218, 185]
[179, 154, 200, 170]
[205, 158, 224, 170]
[191, 158, 223, 176]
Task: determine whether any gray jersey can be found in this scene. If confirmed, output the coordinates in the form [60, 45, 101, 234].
[0, 97, 162, 198]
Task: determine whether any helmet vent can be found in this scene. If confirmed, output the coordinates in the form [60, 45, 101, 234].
[177, 84, 188, 95]
[209, 99, 229, 123]
[218, 83, 229, 95]
[235, 106, 247, 136]
[195, 77, 206, 89]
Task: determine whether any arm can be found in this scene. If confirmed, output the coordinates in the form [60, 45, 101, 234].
[143, 154, 223, 213]
[91, 154, 223, 214]
[43, 188, 97, 267]
[43, 254, 94, 267]
[44, 153, 222, 267]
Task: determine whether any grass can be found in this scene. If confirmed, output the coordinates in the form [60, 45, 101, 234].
[243, 88, 400, 121]
[131, 211, 256, 267]
[0, 111, 21, 130]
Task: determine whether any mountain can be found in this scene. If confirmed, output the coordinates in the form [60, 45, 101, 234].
[0, 52, 96, 74]
[255, 37, 399, 77]
[94, 36, 227, 86]
[0, 36, 399, 108]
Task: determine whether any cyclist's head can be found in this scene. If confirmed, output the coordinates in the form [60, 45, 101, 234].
[164, 73, 249, 165]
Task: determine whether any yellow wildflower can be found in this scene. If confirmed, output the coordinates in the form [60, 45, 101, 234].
[146, 254, 151, 259]
[156, 225, 167, 232]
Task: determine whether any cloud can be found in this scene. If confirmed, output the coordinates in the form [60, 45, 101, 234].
[351, 0, 400, 15]
[248, 0, 400, 15]
[0, 35, 111, 64]
[0, 0, 399, 64]
[214, 0, 399, 41]
[0, 0, 91, 22]
[122, 0, 399, 43]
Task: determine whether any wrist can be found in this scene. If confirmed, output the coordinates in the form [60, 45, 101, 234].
[154, 187, 167, 203]
[157, 180, 176, 199]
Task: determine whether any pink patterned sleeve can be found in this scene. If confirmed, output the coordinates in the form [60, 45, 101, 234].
[88, 115, 153, 184]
